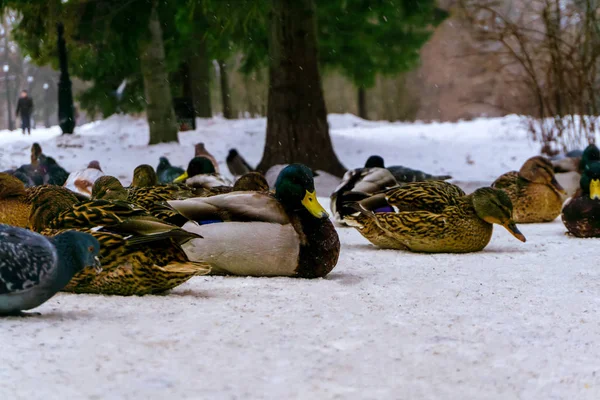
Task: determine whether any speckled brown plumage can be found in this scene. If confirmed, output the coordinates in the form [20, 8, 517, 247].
[232, 172, 270, 192]
[28, 186, 209, 295]
[42, 227, 210, 295]
[492, 156, 565, 223]
[0, 173, 84, 228]
[0, 173, 31, 227]
[345, 181, 525, 253]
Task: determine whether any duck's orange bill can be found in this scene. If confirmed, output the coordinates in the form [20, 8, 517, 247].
[504, 221, 526, 242]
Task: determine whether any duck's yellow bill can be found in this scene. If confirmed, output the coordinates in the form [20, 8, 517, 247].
[173, 171, 188, 183]
[590, 179, 600, 200]
[302, 190, 328, 218]
[504, 221, 526, 242]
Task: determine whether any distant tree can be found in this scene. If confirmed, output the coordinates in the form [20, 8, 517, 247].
[140, 2, 178, 144]
[257, 0, 346, 176]
[4, 0, 183, 143]
[218, 59, 233, 119]
[56, 22, 75, 134]
[317, 0, 447, 119]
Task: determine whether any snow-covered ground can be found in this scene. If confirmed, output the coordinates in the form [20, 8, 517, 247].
[1, 115, 599, 399]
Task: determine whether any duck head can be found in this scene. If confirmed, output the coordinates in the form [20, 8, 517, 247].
[131, 164, 158, 187]
[275, 164, 328, 219]
[472, 187, 526, 242]
[0, 173, 27, 199]
[364, 155, 385, 168]
[580, 161, 600, 200]
[519, 156, 566, 195]
[174, 157, 216, 183]
[233, 172, 269, 192]
[91, 176, 128, 201]
[579, 143, 600, 172]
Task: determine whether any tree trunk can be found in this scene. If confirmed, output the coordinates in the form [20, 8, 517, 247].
[139, 4, 178, 145]
[358, 86, 368, 120]
[57, 22, 75, 134]
[257, 0, 346, 177]
[218, 59, 233, 119]
[189, 35, 212, 118]
[179, 61, 193, 99]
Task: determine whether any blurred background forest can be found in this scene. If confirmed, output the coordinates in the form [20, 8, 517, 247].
[0, 0, 598, 158]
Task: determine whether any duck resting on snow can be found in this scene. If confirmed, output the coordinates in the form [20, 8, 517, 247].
[330, 166, 398, 224]
[343, 181, 526, 253]
[561, 161, 600, 238]
[166, 163, 340, 278]
[492, 156, 566, 223]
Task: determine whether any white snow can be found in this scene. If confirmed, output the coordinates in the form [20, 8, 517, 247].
[0, 114, 599, 399]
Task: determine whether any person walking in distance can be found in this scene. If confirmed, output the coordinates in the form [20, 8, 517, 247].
[16, 90, 33, 135]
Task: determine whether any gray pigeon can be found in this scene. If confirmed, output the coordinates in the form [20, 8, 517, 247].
[0, 225, 101, 316]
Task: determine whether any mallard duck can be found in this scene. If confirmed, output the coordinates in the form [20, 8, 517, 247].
[157, 156, 185, 184]
[232, 172, 270, 192]
[492, 156, 566, 223]
[364, 155, 452, 182]
[330, 166, 398, 224]
[344, 181, 526, 253]
[91, 175, 204, 226]
[0, 225, 101, 316]
[5, 143, 46, 186]
[0, 173, 85, 228]
[166, 164, 340, 278]
[195, 143, 220, 173]
[227, 148, 254, 177]
[561, 161, 600, 237]
[130, 164, 158, 187]
[29, 188, 209, 295]
[552, 144, 600, 196]
[63, 160, 105, 197]
[174, 156, 233, 188]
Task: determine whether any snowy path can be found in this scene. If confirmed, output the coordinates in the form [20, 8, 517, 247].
[0, 115, 598, 399]
[1, 205, 598, 400]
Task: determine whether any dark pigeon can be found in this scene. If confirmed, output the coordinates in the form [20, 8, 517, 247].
[157, 156, 185, 184]
[226, 148, 254, 177]
[0, 225, 101, 316]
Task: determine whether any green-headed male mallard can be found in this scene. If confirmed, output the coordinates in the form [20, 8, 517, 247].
[344, 181, 526, 253]
[166, 164, 340, 278]
[561, 161, 600, 237]
[29, 187, 209, 296]
[492, 156, 566, 223]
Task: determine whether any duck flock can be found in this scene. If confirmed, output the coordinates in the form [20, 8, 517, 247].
[0, 140, 599, 316]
